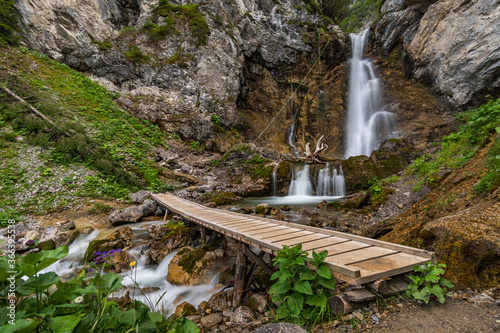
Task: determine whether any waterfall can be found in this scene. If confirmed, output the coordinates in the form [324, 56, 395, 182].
[345, 29, 398, 158]
[272, 166, 277, 197]
[288, 164, 313, 196]
[287, 81, 300, 157]
[316, 163, 346, 197]
[288, 163, 345, 197]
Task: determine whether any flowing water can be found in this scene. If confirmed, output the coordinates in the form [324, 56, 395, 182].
[43, 222, 224, 314]
[345, 29, 398, 158]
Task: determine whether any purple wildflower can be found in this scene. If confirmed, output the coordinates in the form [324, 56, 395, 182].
[25, 239, 35, 247]
[94, 251, 102, 256]
[90, 293, 95, 299]
[87, 268, 92, 273]
[93, 256, 106, 265]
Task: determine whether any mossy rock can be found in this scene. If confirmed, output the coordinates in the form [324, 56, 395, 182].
[205, 191, 242, 205]
[85, 239, 125, 262]
[38, 239, 55, 251]
[177, 247, 208, 274]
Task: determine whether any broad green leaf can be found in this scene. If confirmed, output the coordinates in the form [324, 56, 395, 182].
[316, 265, 331, 279]
[293, 280, 312, 295]
[270, 271, 281, 280]
[17, 272, 60, 295]
[119, 309, 136, 326]
[275, 306, 291, 320]
[271, 293, 286, 303]
[299, 270, 316, 281]
[287, 293, 304, 315]
[269, 281, 291, 295]
[148, 311, 164, 324]
[440, 277, 454, 289]
[35, 247, 69, 273]
[317, 277, 336, 290]
[167, 317, 200, 333]
[0, 318, 42, 333]
[101, 273, 123, 293]
[47, 313, 84, 333]
[431, 284, 445, 303]
[305, 293, 327, 308]
[495, 127, 500, 133]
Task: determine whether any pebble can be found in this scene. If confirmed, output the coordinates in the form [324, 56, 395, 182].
[371, 314, 380, 324]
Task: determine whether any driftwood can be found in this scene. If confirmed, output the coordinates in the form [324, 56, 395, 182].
[301, 135, 328, 163]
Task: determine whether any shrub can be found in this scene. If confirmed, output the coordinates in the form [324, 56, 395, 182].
[154, 0, 209, 47]
[406, 262, 454, 304]
[125, 44, 150, 64]
[269, 244, 336, 327]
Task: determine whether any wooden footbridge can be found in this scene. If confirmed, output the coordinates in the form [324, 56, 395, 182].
[152, 193, 434, 290]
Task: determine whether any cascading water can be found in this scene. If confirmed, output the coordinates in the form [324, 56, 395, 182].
[288, 163, 345, 197]
[272, 166, 277, 197]
[288, 164, 313, 196]
[345, 29, 398, 158]
[316, 163, 346, 197]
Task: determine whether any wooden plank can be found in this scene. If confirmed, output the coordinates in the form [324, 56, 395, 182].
[247, 226, 298, 237]
[327, 247, 397, 265]
[301, 237, 350, 251]
[233, 223, 276, 232]
[213, 219, 264, 227]
[314, 242, 372, 257]
[244, 226, 288, 236]
[283, 234, 332, 246]
[351, 252, 428, 273]
[263, 230, 313, 242]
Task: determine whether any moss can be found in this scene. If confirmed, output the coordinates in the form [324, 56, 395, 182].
[141, 19, 177, 42]
[204, 191, 241, 205]
[178, 248, 207, 274]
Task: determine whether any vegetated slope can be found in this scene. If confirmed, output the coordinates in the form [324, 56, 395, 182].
[366, 97, 500, 288]
[0, 45, 172, 222]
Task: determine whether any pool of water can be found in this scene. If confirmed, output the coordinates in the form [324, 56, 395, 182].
[242, 195, 344, 207]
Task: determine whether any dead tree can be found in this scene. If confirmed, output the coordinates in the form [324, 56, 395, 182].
[301, 135, 328, 163]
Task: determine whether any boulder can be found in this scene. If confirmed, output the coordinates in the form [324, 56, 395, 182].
[252, 323, 308, 333]
[317, 200, 329, 210]
[230, 306, 255, 324]
[106, 227, 135, 241]
[200, 313, 223, 329]
[38, 239, 55, 251]
[140, 199, 157, 217]
[207, 291, 229, 312]
[109, 207, 143, 226]
[244, 294, 268, 313]
[255, 203, 271, 215]
[238, 206, 254, 214]
[167, 246, 221, 285]
[174, 301, 198, 317]
[81, 226, 95, 234]
[24, 230, 39, 241]
[130, 190, 151, 204]
[155, 207, 165, 216]
[269, 207, 281, 215]
[57, 220, 76, 231]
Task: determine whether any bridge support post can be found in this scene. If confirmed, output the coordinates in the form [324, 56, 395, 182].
[233, 241, 247, 307]
[200, 226, 206, 246]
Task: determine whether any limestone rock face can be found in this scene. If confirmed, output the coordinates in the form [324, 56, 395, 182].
[15, 0, 347, 151]
[375, 0, 500, 108]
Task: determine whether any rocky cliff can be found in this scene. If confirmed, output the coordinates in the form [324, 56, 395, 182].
[15, 0, 351, 157]
[375, 0, 500, 108]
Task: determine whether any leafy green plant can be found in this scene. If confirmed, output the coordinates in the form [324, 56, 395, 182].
[210, 114, 223, 131]
[269, 244, 336, 327]
[405, 262, 454, 304]
[190, 141, 201, 149]
[0, 247, 167, 333]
